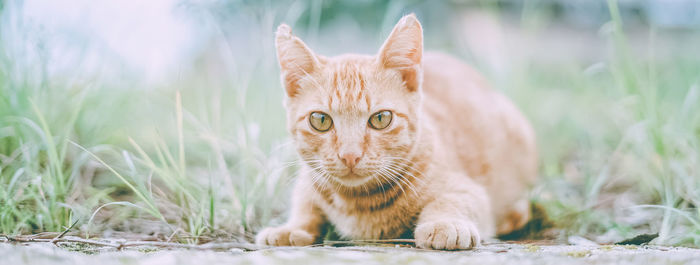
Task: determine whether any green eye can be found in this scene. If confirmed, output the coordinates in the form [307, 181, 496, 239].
[368, 110, 393, 130]
[309, 112, 333, 132]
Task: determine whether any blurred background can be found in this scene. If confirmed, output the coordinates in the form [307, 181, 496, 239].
[1, 0, 699, 246]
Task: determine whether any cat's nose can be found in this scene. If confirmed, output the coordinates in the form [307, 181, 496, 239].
[339, 152, 361, 169]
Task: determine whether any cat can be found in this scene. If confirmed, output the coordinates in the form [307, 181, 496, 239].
[256, 13, 537, 250]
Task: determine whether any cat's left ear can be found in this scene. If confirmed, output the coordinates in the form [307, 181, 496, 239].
[377, 13, 423, 92]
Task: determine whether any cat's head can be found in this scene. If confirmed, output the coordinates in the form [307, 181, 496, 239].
[276, 14, 423, 187]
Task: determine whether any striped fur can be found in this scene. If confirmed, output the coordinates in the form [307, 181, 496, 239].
[256, 14, 538, 250]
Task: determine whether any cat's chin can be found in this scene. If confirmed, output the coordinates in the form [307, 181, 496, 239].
[332, 173, 373, 187]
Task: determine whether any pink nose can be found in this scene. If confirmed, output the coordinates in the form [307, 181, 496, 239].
[339, 152, 361, 169]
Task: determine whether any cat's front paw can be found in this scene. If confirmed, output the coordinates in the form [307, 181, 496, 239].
[255, 226, 315, 246]
[414, 219, 480, 250]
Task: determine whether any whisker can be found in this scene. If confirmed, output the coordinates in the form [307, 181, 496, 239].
[378, 166, 410, 197]
[384, 158, 428, 186]
[381, 166, 417, 197]
[371, 168, 391, 202]
[384, 162, 422, 184]
[385, 164, 422, 197]
[382, 159, 425, 196]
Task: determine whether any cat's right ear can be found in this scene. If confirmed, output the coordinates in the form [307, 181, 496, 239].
[275, 24, 319, 97]
[377, 14, 423, 92]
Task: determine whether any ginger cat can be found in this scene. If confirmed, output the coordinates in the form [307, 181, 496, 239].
[256, 14, 537, 250]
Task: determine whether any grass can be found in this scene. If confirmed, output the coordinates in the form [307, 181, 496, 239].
[519, 0, 700, 246]
[1, 0, 699, 247]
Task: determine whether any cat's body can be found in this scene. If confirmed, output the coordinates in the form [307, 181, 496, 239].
[256, 14, 537, 250]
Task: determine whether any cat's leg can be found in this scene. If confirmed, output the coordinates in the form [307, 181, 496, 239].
[497, 197, 530, 235]
[414, 175, 495, 250]
[255, 175, 325, 246]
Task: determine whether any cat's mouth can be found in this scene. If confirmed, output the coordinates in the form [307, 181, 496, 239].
[332, 172, 373, 187]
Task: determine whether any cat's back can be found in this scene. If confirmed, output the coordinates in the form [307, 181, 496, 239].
[422, 52, 491, 107]
[421, 51, 536, 198]
[421, 51, 512, 138]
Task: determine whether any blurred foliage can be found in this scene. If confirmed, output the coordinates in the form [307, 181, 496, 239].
[0, 0, 699, 246]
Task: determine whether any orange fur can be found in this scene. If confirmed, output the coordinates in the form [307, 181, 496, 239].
[256, 14, 537, 250]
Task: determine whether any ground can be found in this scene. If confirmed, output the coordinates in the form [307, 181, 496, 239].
[3, 242, 700, 265]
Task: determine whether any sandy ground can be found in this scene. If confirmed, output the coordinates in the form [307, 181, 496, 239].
[3, 242, 700, 265]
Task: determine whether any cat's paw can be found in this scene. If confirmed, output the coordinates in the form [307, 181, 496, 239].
[255, 226, 315, 246]
[414, 219, 480, 250]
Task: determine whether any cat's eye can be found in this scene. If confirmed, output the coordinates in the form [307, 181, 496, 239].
[368, 110, 393, 130]
[309, 112, 333, 132]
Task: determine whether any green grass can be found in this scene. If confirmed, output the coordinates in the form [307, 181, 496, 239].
[518, 0, 700, 246]
[1, 0, 699, 246]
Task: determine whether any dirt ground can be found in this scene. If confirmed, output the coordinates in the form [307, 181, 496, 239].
[3, 241, 700, 265]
